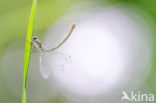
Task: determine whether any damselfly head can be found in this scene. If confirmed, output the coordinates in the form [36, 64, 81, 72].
[32, 36, 38, 41]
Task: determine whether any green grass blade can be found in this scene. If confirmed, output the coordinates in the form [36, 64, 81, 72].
[23, 0, 37, 103]
[22, 88, 26, 103]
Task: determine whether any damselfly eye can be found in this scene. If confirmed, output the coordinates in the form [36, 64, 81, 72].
[33, 37, 37, 40]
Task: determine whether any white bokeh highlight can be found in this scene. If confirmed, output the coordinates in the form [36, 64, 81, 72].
[45, 5, 152, 102]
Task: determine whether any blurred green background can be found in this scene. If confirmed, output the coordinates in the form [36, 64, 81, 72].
[0, 0, 156, 103]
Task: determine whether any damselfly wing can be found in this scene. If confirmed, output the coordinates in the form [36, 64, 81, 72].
[39, 50, 71, 79]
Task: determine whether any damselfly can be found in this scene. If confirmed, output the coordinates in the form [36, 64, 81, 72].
[31, 24, 76, 79]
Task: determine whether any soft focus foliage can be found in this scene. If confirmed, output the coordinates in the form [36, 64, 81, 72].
[0, 0, 156, 103]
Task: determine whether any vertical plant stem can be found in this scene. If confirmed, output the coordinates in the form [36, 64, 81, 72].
[22, 0, 37, 103]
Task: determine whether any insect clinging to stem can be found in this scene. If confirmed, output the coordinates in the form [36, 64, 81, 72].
[31, 23, 76, 79]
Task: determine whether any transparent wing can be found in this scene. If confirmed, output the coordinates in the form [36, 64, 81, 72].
[40, 52, 52, 79]
[40, 51, 72, 79]
[49, 51, 72, 68]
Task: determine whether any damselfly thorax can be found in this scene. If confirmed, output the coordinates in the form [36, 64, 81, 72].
[32, 36, 45, 52]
